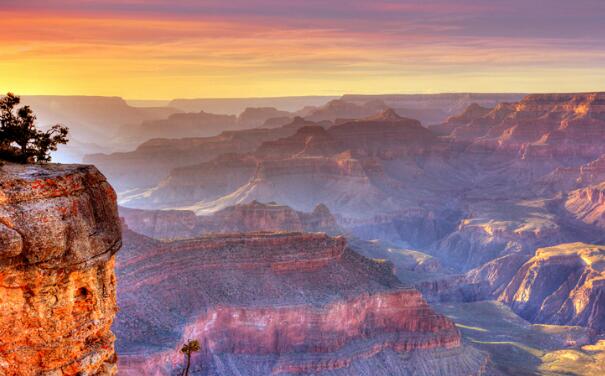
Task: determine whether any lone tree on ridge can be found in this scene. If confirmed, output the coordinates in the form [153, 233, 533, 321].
[180, 339, 201, 376]
[0, 92, 69, 163]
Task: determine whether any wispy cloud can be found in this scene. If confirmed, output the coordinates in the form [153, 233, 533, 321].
[0, 1, 604, 98]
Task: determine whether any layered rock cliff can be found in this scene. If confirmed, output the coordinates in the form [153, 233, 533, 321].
[441, 92, 605, 160]
[85, 121, 305, 191]
[119, 201, 340, 240]
[499, 243, 605, 333]
[115, 230, 491, 375]
[565, 182, 605, 230]
[0, 163, 122, 375]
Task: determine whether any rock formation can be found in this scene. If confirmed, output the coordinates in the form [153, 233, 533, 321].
[304, 99, 388, 122]
[340, 93, 524, 124]
[327, 109, 436, 159]
[441, 92, 605, 160]
[119, 201, 340, 240]
[84, 119, 309, 191]
[565, 183, 605, 230]
[115, 230, 491, 375]
[238, 107, 291, 127]
[255, 125, 343, 159]
[121, 153, 258, 209]
[0, 163, 122, 375]
[195, 155, 394, 217]
[499, 243, 605, 333]
[429, 103, 491, 135]
[137, 111, 238, 139]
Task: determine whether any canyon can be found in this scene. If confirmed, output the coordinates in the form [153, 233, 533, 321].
[109, 92, 605, 375]
[6, 91, 605, 375]
[115, 230, 492, 375]
[499, 243, 605, 333]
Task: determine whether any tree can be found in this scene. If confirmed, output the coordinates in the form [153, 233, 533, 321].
[180, 339, 201, 376]
[0, 92, 69, 163]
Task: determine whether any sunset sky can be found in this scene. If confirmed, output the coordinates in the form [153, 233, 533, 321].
[1, 0, 604, 99]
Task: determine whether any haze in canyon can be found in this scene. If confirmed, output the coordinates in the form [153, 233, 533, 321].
[2, 1, 605, 376]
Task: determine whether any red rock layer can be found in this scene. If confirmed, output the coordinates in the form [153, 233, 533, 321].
[114, 231, 465, 375]
[182, 290, 459, 354]
[0, 163, 122, 376]
[443, 92, 605, 159]
[120, 201, 340, 240]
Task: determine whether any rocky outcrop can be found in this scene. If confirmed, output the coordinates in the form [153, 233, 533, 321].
[119, 201, 340, 240]
[429, 103, 491, 136]
[499, 243, 605, 333]
[327, 110, 436, 159]
[442, 93, 605, 160]
[255, 125, 343, 159]
[433, 200, 562, 271]
[565, 182, 605, 230]
[0, 163, 122, 375]
[115, 230, 490, 375]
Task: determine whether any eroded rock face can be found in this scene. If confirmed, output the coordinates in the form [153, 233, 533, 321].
[565, 182, 605, 230]
[115, 231, 489, 375]
[0, 163, 122, 375]
[119, 201, 340, 240]
[499, 243, 605, 333]
[85, 122, 304, 191]
[441, 92, 605, 160]
[122, 153, 258, 209]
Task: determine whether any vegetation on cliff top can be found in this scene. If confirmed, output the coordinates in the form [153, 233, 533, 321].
[0, 92, 69, 163]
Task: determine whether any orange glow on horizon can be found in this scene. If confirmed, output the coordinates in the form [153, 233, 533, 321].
[1, 8, 604, 99]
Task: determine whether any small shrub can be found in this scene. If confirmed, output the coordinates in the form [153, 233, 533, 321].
[180, 339, 201, 376]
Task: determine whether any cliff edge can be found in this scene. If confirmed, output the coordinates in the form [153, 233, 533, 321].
[0, 163, 122, 375]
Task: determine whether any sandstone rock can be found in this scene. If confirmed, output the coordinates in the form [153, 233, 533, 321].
[119, 201, 340, 240]
[114, 230, 491, 375]
[429, 103, 491, 135]
[121, 153, 257, 209]
[327, 111, 436, 159]
[442, 92, 605, 160]
[255, 125, 344, 159]
[499, 243, 605, 333]
[0, 163, 122, 375]
[433, 199, 563, 271]
[84, 120, 306, 191]
[565, 182, 605, 230]
[190, 155, 395, 217]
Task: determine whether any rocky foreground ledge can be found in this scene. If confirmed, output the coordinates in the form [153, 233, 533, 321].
[0, 163, 121, 375]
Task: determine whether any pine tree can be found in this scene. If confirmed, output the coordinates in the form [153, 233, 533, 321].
[0, 92, 69, 163]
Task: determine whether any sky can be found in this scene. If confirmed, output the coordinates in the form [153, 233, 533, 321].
[1, 0, 604, 99]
